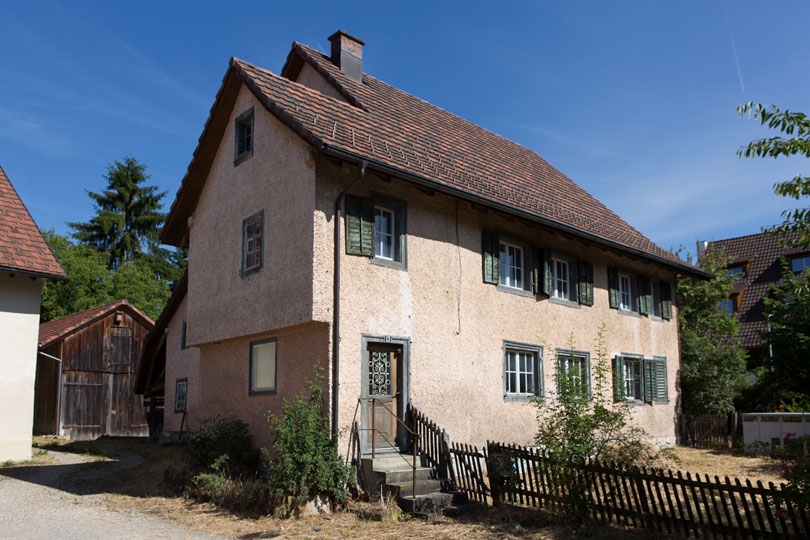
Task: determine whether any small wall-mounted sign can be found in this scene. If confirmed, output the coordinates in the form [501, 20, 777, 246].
[384, 335, 392, 343]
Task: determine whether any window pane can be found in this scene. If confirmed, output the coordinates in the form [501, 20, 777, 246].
[792, 257, 810, 272]
[251, 341, 276, 392]
[375, 208, 394, 260]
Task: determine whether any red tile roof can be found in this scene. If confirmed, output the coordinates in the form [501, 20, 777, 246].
[39, 299, 154, 348]
[162, 41, 703, 276]
[0, 164, 65, 279]
[706, 232, 806, 348]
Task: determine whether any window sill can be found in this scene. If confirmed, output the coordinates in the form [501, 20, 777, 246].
[616, 308, 640, 318]
[241, 265, 262, 279]
[496, 285, 535, 298]
[549, 296, 580, 309]
[504, 394, 541, 403]
[371, 256, 407, 271]
[234, 151, 253, 166]
[249, 389, 276, 396]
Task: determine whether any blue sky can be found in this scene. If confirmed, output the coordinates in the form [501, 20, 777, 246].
[2, 1, 808, 260]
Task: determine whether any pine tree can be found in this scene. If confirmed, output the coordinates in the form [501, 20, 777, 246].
[70, 156, 167, 269]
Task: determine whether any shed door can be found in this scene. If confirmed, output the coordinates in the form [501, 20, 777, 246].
[108, 327, 132, 374]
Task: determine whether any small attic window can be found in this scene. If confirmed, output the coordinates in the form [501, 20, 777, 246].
[234, 107, 254, 165]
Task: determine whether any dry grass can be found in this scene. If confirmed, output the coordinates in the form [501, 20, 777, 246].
[667, 446, 783, 485]
[29, 438, 781, 539]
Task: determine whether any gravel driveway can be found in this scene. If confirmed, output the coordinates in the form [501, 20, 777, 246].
[0, 449, 226, 540]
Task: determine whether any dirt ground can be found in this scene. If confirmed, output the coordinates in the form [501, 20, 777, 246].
[10, 437, 784, 539]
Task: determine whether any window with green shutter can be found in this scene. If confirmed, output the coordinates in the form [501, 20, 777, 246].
[608, 267, 620, 308]
[660, 282, 673, 320]
[577, 261, 594, 306]
[637, 276, 652, 315]
[482, 231, 500, 284]
[345, 195, 374, 256]
[653, 356, 668, 403]
[613, 355, 643, 402]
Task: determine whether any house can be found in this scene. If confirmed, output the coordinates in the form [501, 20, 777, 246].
[134, 271, 198, 439]
[142, 30, 707, 458]
[35, 300, 153, 440]
[0, 164, 66, 461]
[703, 232, 808, 369]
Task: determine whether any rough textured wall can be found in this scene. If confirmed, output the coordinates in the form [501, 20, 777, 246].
[164, 296, 201, 433]
[196, 322, 329, 449]
[312, 157, 682, 451]
[187, 84, 317, 346]
[0, 275, 43, 460]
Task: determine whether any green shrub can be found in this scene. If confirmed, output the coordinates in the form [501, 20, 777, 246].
[775, 433, 810, 513]
[186, 472, 279, 514]
[263, 365, 354, 515]
[186, 416, 258, 474]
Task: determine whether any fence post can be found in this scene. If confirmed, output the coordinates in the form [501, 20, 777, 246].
[486, 442, 502, 506]
[440, 428, 452, 486]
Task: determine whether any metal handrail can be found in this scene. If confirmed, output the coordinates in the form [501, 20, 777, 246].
[357, 397, 419, 500]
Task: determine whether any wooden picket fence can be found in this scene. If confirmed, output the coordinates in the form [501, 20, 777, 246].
[487, 441, 808, 538]
[449, 442, 490, 504]
[680, 413, 743, 449]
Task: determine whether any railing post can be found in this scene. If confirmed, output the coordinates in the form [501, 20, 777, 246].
[413, 434, 418, 500]
[371, 398, 376, 459]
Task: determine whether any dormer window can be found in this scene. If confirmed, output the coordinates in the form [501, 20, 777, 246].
[234, 107, 254, 165]
[727, 265, 745, 278]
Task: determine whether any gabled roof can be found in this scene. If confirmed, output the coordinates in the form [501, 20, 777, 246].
[0, 164, 66, 279]
[706, 232, 805, 348]
[39, 299, 154, 348]
[162, 41, 705, 277]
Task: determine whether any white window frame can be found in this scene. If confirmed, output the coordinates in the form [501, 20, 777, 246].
[620, 355, 643, 403]
[552, 257, 571, 300]
[503, 341, 543, 401]
[618, 273, 632, 311]
[242, 211, 263, 275]
[374, 206, 395, 261]
[556, 349, 591, 399]
[499, 242, 524, 290]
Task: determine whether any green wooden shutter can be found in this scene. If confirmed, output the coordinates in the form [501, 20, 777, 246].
[612, 356, 623, 401]
[482, 231, 500, 284]
[637, 276, 652, 315]
[654, 357, 668, 403]
[608, 267, 619, 308]
[577, 261, 594, 306]
[643, 357, 655, 403]
[661, 282, 673, 320]
[532, 246, 542, 294]
[542, 248, 553, 296]
[345, 195, 374, 256]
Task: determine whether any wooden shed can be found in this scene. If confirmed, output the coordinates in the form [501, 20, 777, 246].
[34, 300, 154, 439]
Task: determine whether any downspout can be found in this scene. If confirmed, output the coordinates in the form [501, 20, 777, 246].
[332, 160, 368, 437]
[38, 349, 62, 436]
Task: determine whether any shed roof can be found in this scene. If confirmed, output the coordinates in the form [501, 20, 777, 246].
[161, 40, 705, 278]
[0, 164, 66, 279]
[39, 299, 154, 348]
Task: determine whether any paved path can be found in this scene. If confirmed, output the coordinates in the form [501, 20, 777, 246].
[0, 450, 226, 540]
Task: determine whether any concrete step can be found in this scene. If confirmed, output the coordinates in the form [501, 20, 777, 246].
[385, 478, 443, 498]
[380, 467, 434, 484]
[368, 453, 418, 470]
[397, 492, 454, 514]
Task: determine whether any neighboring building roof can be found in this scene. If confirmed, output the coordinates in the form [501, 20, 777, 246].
[39, 299, 154, 348]
[135, 271, 187, 395]
[706, 231, 807, 349]
[0, 164, 66, 279]
[161, 39, 705, 278]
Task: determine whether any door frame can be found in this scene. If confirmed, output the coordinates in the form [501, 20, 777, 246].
[359, 334, 410, 456]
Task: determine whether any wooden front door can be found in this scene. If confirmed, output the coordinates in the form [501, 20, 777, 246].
[365, 344, 401, 452]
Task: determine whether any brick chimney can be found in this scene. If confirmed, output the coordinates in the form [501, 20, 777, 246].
[328, 30, 364, 83]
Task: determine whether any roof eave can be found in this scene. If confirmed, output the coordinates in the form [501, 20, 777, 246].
[321, 144, 711, 280]
[0, 265, 68, 281]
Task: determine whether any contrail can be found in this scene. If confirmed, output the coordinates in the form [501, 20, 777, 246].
[726, 11, 746, 93]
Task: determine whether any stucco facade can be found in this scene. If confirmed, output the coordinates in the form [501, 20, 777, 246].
[0, 274, 44, 461]
[163, 296, 201, 433]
